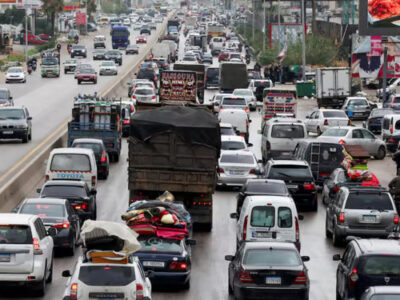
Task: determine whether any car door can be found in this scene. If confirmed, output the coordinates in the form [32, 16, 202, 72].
[305, 111, 315, 132]
[229, 245, 243, 288]
[349, 129, 364, 147]
[360, 129, 379, 155]
[337, 245, 355, 297]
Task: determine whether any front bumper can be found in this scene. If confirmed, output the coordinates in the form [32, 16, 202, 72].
[5, 77, 24, 82]
[100, 69, 117, 75]
[346, 111, 370, 120]
[0, 128, 27, 139]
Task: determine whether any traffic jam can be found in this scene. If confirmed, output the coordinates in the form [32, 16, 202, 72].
[1, 2, 400, 300]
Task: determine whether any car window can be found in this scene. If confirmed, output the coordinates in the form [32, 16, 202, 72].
[349, 99, 368, 106]
[0, 109, 25, 120]
[42, 185, 86, 198]
[352, 129, 363, 139]
[135, 89, 154, 95]
[220, 127, 235, 135]
[73, 143, 102, 155]
[138, 237, 182, 253]
[21, 203, 65, 218]
[345, 193, 394, 210]
[323, 111, 347, 118]
[243, 249, 301, 266]
[278, 207, 292, 228]
[0, 225, 33, 244]
[342, 245, 354, 267]
[360, 255, 400, 276]
[79, 266, 136, 286]
[394, 97, 400, 104]
[370, 295, 400, 300]
[50, 154, 91, 172]
[246, 181, 288, 195]
[361, 130, 375, 139]
[250, 206, 275, 227]
[383, 118, 390, 130]
[268, 165, 313, 180]
[322, 128, 349, 137]
[395, 120, 400, 130]
[271, 125, 305, 138]
[222, 99, 247, 106]
[221, 141, 245, 150]
[34, 218, 46, 240]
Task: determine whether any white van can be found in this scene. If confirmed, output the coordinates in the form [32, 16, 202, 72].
[45, 148, 98, 190]
[231, 195, 301, 250]
[218, 108, 250, 143]
[382, 114, 400, 152]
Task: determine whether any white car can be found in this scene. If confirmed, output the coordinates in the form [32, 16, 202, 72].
[62, 254, 152, 300]
[5, 67, 26, 83]
[0, 213, 54, 296]
[123, 18, 130, 26]
[133, 22, 143, 30]
[305, 109, 350, 135]
[233, 88, 257, 111]
[221, 135, 249, 151]
[132, 86, 157, 103]
[99, 61, 118, 76]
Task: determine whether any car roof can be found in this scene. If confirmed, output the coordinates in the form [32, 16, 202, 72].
[353, 239, 400, 255]
[0, 213, 37, 223]
[245, 178, 287, 186]
[221, 135, 245, 142]
[0, 106, 24, 110]
[23, 198, 68, 205]
[220, 150, 254, 157]
[269, 159, 309, 166]
[50, 147, 94, 155]
[43, 180, 87, 187]
[243, 241, 297, 251]
[367, 286, 400, 294]
[346, 96, 367, 100]
[267, 118, 304, 124]
[72, 138, 104, 145]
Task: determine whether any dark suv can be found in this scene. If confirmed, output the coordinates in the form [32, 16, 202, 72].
[333, 238, 400, 300]
[205, 67, 219, 89]
[140, 25, 151, 35]
[105, 50, 122, 66]
[136, 68, 157, 88]
[0, 106, 32, 143]
[70, 45, 87, 58]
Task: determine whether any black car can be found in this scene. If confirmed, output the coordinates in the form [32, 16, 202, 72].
[17, 198, 80, 256]
[71, 138, 110, 179]
[333, 238, 400, 300]
[125, 44, 139, 55]
[140, 25, 151, 35]
[70, 45, 87, 58]
[363, 108, 395, 134]
[205, 67, 219, 89]
[226, 242, 310, 300]
[136, 236, 195, 289]
[265, 160, 318, 211]
[152, 57, 169, 70]
[38, 180, 97, 222]
[236, 179, 290, 214]
[127, 79, 150, 97]
[0, 106, 32, 143]
[105, 50, 122, 66]
[92, 49, 106, 60]
[136, 68, 158, 88]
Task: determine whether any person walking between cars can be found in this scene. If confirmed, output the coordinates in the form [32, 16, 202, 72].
[389, 175, 400, 212]
[393, 149, 400, 176]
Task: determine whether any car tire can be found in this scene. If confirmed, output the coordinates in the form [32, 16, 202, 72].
[77, 80, 81, 84]
[46, 256, 53, 283]
[64, 70, 67, 74]
[94, 80, 97, 84]
[228, 278, 233, 295]
[332, 225, 343, 247]
[114, 153, 119, 162]
[22, 132, 28, 143]
[375, 146, 386, 160]
[310, 197, 318, 212]
[28, 129, 32, 141]
[317, 127, 322, 136]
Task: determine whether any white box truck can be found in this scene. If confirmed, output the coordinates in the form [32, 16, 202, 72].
[316, 67, 350, 108]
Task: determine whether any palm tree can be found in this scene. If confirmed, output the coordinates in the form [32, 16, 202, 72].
[42, 0, 64, 35]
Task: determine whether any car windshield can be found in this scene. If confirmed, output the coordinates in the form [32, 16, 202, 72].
[135, 89, 153, 95]
[79, 266, 136, 286]
[106, 51, 120, 56]
[20, 203, 65, 218]
[360, 255, 400, 276]
[246, 181, 287, 195]
[8, 67, 22, 73]
[73, 143, 102, 155]
[322, 111, 347, 118]
[394, 97, 400, 104]
[221, 141, 245, 150]
[42, 185, 87, 198]
[94, 50, 105, 53]
[222, 99, 246, 106]
[81, 69, 94, 74]
[138, 237, 182, 253]
[0, 225, 32, 244]
[269, 165, 312, 180]
[348, 99, 368, 106]
[128, 45, 137, 49]
[73, 46, 84, 50]
[271, 125, 305, 138]
[221, 127, 235, 135]
[42, 58, 58, 65]
[207, 68, 219, 77]
[0, 109, 24, 120]
[234, 90, 252, 96]
[243, 249, 301, 267]
[183, 56, 196, 61]
[345, 193, 394, 210]
[321, 128, 349, 137]
[50, 154, 91, 172]
[220, 154, 255, 164]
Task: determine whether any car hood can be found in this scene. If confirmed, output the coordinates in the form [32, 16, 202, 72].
[0, 119, 27, 126]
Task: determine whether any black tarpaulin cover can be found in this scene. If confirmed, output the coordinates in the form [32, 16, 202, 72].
[130, 106, 221, 150]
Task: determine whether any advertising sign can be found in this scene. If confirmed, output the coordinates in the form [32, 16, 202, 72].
[160, 71, 197, 102]
[360, 0, 400, 35]
[76, 12, 86, 25]
[269, 23, 306, 49]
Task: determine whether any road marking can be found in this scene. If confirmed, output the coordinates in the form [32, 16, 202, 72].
[0, 118, 70, 185]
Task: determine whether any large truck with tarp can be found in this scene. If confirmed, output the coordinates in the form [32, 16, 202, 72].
[128, 106, 220, 231]
[68, 95, 122, 162]
[219, 62, 248, 93]
[111, 25, 130, 49]
[173, 62, 205, 103]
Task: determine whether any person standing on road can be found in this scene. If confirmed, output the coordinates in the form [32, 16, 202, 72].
[393, 149, 400, 175]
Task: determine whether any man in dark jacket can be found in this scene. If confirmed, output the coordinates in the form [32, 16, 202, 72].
[393, 149, 400, 175]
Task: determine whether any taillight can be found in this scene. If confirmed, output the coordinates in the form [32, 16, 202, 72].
[45, 175, 49, 181]
[293, 271, 307, 284]
[136, 283, 144, 300]
[169, 261, 188, 270]
[249, 169, 256, 174]
[339, 212, 345, 223]
[394, 213, 399, 225]
[132, 95, 136, 99]
[70, 283, 78, 300]
[391, 124, 394, 134]
[123, 119, 130, 125]
[266, 141, 271, 151]
[324, 119, 328, 126]
[100, 152, 107, 163]
[91, 176, 96, 187]
[53, 221, 70, 229]
[217, 168, 224, 173]
[303, 183, 316, 191]
[245, 107, 249, 113]
[153, 77, 157, 82]
[239, 270, 253, 283]
[333, 186, 340, 192]
[32, 238, 43, 255]
[339, 139, 346, 145]
[349, 268, 358, 289]
[243, 216, 248, 240]
[152, 95, 156, 99]
[388, 137, 396, 143]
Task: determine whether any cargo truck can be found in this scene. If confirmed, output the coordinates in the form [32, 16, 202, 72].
[219, 62, 248, 93]
[128, 106, 220, 231]
[316, 67, 350, 108]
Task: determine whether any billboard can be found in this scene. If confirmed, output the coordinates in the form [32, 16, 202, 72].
[360, 0, 400, 35]
[268, 23, 306, 49]
[159, 71, 197, 102]
[76, 12, 86, 25]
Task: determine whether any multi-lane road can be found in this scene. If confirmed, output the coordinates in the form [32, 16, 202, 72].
[0, 27, 397, 300]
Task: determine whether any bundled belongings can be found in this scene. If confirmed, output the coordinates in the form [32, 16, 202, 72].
[341, 145, 378, 183]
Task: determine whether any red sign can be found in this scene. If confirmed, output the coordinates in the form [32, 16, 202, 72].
[64, 5, 79, 11]
[76, 12, 86, 25]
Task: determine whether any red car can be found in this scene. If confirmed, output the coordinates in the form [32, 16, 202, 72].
[218, 50, 229, 62]
[24, 34, 47, 45]
[77, 68, 97, 84]
[136, 36, 147, 43]
[39, 34, 51, 41]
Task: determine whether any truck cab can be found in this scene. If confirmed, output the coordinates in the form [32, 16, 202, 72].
[41, 57, 60, 78]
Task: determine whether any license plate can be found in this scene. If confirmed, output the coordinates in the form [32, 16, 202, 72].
[362, 215, 377, 223]
[2, 131, 13, 134]
[281, 152, 291, 156]
[143, 261, 165, 267]
[83, 78, 90, 80]
[229, 170, 244, 175]
[253, 231, 273, 238]
[0, 254, 10, 262]
[329, 148, 337, 152]
[287, 185, 298, 189]
[354, 113, 363, 116]
[266, 276, 281, 284]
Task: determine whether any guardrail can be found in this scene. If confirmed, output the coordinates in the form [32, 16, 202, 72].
[0, 12, 174, 212]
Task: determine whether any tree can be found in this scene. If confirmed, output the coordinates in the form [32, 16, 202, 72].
[42, 0, 64, 35]
[87, 0, 97, 22]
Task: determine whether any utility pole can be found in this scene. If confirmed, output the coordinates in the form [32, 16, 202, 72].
[278, 0, 281, 52]
[263, 0, 265, 51]
[382, 46, 388, 104]
[301, 0, 306, 80]
[252, 2, 254, 42]
[25, 9, 28, 63]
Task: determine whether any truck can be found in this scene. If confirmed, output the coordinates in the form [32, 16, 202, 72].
[207, 24, 224, 42]
[41, 57, 60, 78]
[152, 42, 171, 62]
[165, 20, 180, 43]
[68, 96, 122, 162]
[111, 25, 130, 49]
[316, 67, 350, 108]
[173, 62, 205, 103]
[219, 62, 248, 93]
[261, 87, 297, 126]
[128, 106, 220, 231]
[159, 70, 197, 102]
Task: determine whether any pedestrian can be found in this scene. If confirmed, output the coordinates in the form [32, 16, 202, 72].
[393, 149, 400, 175]
[263, 66, 269, 79]
[254, 61, 261, 71]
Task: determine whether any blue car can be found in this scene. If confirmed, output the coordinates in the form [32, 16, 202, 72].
[136, 236, 195, 289]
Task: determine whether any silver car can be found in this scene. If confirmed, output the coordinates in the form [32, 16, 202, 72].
[317, 126, 386, 159]
[325, 186, 398, 246]
[361, 286, 400, 300]
[217, 150, 262, 187]
[233, 89, 256, 111]
[304, 109, 349, 135]
[132, 87, 157, 103]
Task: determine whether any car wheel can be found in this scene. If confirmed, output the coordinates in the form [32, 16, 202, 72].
[28, 129, 32, 141]
[68, 236, 75, 256]
[64, 70, 67, 74]
[77, 80, 81, 84]
[94, 80, 97, 84]
[375, 146, 386, 160]
[35, 264, 46, 296]
[114, 153, 119, 162]
[228, 277, 233, 295]
[325, 215, 332, 238]
[311, 197, 318, 212]
[317, 127, 322, 136]
[46, 256, 53, 283]
[22, 132, 28, 143]
[92, 205, 97, 220]
[332, 224, 343, 247]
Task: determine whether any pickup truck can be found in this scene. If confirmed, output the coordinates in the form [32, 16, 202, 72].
[63, 59, 78, 74]
[41, 57, 60, 78]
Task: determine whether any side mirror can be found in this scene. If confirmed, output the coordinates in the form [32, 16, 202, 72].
[225, 255, 234, 261]
[27, 117, 32, 120]
[90, 189, 97, 195]
[248, 119, 252, 123]
[145, 270, 155, 279]
[230, 212, 238, 219]
[257, 159, 263, 164]
[298, 215, 304, 221]
[9, 96, 12, 100]
[301, 256, 310, 262]
[235, 130, 240, 135]
[62, 270, 72, 277]
[185, 239, 196, 246]
[36, 188, 42, 194]
[333, 254, 341, 261]
[47, 227, 57, 237]
[247, 143, 253, 147]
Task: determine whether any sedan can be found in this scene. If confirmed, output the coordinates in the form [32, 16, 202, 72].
[5, 67, 26, 83]
[104, 50, 122, 66]
[226, 242, 310, 300]
[317, 126, 386, 159]
[17, 198, 80, 256]
[126, 44, 139, 55]
[233, 89, 257, 111]
[127, 79, 150, 97]
[361, 286, 400, 300]
[211, 93, 226, 113]
[136, 236, 195, 289]
[132, 86, 157, 103]
[217, 150, 263, 188]
[342, 97, 372, 120]
[92, 49, 106, 60]
[99, 61, 118, 76]
[305, 109, 350, 135]
[77, 68, 97, 84]
[74, 63, 92, 79]
[363, 108, 394, 134]
[136, 35, 147, 43]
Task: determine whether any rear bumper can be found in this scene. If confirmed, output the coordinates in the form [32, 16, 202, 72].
[217, 174, 258, 187]
[149, 270, 190, 286]
[53, 229, 74, 248]
[233, 283, 308, 300]
[292, 193, 317, 206]
[336, 225, 394, 238]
